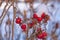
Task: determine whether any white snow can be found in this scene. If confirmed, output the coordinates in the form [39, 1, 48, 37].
[0, 1, 60, 40]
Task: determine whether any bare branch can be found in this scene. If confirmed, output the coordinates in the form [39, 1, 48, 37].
[0, 3, 13, 24]
[0, 0, 2, 6]
[12, 0, 16, 40]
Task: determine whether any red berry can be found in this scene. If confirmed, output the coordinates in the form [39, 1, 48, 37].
[37, 32, 47, 39]
[33, 13, 38, 19]
[16, 17, 21, 24]
[41, 12, 46, 19]
[21, 24, 26, 31]
[29, 22, 34, 28]
[37, 17, 42, 22]
[42, 32, 47, 37]
[37, 33, 43, 39]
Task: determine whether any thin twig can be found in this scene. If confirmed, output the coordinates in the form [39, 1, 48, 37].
[12, 0, 16, 40]
[0, 0, 2, 6]
[0, 3, 13, 24]
[0, 3, 8, 19]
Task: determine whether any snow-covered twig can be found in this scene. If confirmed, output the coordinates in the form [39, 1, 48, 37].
[0, 3, 13, 24]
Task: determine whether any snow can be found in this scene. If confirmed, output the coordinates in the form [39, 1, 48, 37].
[0, 1, 60, 40]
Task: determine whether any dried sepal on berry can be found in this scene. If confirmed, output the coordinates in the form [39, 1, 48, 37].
[43, 15, 50, 23]
[32, 18, 38, 25]
[28, 21, 34, 28]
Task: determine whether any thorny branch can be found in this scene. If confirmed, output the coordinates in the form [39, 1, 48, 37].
[0, 3, 8, 18]
[0, 0, 60, 40]
[0, 3, 13, 24]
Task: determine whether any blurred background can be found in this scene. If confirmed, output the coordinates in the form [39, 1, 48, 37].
[0, 0, 60, 40]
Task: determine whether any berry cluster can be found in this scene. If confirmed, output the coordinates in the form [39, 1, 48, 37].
[33, 12, 49, 23]
[36, 28, 47, 39]
[15, 12, 50, 39]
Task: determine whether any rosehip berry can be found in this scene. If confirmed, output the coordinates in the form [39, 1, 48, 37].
[33, 13, 38, 19]
[37, 17, 42, 22]
[21, 24, 26, 31]
[41, 12, 46, 19]
[42, 32, 47, 37]
[37, 32, 47, 39]
[16, 17, 21, 24]
[37, 33, 43, 39]
[29, 21, 34, 28]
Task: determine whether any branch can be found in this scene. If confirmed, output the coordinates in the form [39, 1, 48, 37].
[12, 0, 16, 40]
[0, 0, 2, 6]
[0, 3, 13, 24]
[0, 3, 8, 19]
